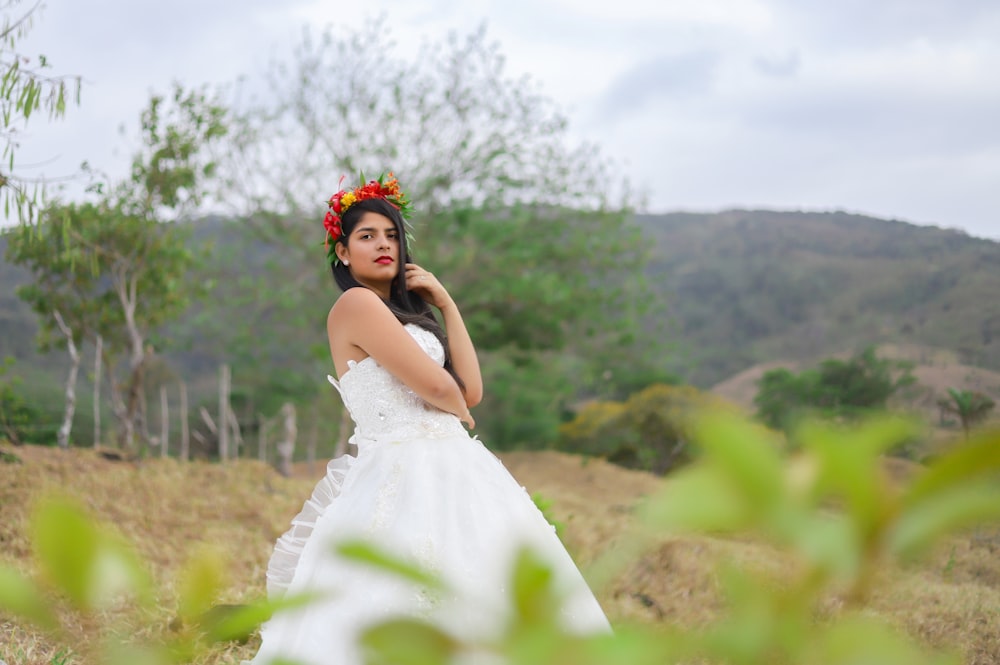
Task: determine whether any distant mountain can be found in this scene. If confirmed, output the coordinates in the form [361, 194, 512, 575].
[634, 210, 1000, 387]
[4, 209, 999, 412]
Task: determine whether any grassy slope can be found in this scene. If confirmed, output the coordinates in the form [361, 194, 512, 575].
[2, 445, 999, 664]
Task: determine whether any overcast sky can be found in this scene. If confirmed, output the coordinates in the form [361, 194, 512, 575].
[15, 0, 1000, 239]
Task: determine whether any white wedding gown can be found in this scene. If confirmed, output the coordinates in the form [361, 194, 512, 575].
[248, 324, 610, 665]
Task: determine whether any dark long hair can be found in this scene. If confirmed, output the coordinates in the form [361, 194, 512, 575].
[330, 198, 464, 391]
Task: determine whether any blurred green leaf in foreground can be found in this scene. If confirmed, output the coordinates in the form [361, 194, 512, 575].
[1, 410, 998, 664]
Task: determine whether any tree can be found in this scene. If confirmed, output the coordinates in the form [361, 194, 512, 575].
[219, 20, 628, 225]
[937, 388, 996, 438]
[202, 21, 653, 448]
[754, 347, 916, 433]
[5, 85, 227, 451]
[558, 383, 729, 474]
[213, 20, 643, 340]
[1, 0, 81, 223]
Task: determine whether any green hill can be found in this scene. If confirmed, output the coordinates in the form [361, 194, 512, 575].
[634, 209, 1000, 386]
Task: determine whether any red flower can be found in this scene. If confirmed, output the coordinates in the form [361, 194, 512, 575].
[324, 211, 342, 240]
[330, 193, 344, 214]
[322, 171, 412, 265]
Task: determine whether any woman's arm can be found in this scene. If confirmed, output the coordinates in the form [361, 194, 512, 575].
[436, 300, 483, 407]
[328, 287, 474, 427]
[404, 263, 483, 407]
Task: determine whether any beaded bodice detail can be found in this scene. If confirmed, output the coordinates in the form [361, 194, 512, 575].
[329, 324, 467, 446]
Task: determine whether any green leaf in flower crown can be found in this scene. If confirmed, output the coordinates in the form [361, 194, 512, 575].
[0, 564, 58, 630]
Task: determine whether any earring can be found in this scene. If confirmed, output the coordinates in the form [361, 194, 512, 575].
[343, 260, 350, 266]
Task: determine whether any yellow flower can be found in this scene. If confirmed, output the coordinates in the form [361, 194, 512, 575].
[340, 192, 357, 209]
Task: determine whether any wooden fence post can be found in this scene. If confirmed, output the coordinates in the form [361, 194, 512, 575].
[218, 364, 230, 461]
[276, 403, 297, 478]
[160, 384, 169, 458]
[180, 381, 189, 462]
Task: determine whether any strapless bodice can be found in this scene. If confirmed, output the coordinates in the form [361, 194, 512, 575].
[328, 324, 467, 446]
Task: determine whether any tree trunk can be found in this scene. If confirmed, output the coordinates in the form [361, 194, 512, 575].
[276, 403, 297, 478]
[104, 348, 131, 451]
[53, 310, 80, 450]
[93, 335, 102, 447]
[113, 265, 147, 453]
[179, 381, 189, 462]
[160, 384, 169, 458]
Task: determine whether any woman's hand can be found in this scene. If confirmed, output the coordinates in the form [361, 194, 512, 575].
[404, 261, 484, 409]
[405, 263, 453, 310]
[459, 406, 476, 430]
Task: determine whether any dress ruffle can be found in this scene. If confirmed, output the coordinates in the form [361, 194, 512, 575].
[265, 454, 357, 599]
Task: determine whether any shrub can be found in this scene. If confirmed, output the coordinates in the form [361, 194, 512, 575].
[558, 383, 731, 474]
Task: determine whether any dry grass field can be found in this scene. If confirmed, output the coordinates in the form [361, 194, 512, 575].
[1, 444, 999, 664]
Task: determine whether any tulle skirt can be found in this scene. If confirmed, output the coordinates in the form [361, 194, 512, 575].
[249, 434, 610, 665]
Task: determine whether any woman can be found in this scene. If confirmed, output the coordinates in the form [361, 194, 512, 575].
[249, 174, 609, 665]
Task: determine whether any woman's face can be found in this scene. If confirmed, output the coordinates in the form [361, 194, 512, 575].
[337, 211, 401, 296]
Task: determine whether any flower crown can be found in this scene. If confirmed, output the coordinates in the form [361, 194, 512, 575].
[323, 171, 412, 265]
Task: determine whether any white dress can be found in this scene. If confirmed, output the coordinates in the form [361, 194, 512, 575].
[249, 324, 610, 665]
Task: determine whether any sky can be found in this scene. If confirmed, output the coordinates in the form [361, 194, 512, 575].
[13, 0, 1000, 240]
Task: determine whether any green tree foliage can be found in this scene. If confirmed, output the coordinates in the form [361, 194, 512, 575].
[4, 85, 227, 451]
[0, 356, 33, 444]
[754, 346, 916, 434]
[937, 388, 996, 438]
[200, 22, 656, 448]
[558, 384, 729, 474]
[1, 0, 81, 223]
[3, 414, 998, 664]
[428, 206, 645, 352]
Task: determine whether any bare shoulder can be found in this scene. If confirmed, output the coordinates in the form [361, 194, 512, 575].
[328, 287, 388, 326]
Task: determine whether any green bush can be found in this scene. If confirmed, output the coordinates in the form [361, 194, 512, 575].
[558, 383, 731, 474]
[754, 346, 916, 435]
[0, 358, 37, 446]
